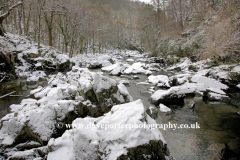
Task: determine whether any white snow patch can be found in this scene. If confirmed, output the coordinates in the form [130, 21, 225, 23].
[102, 63, 120, 72]
[92, 73, 117, 93]
[126, 58, 134, 62]
[123, 62, 152, 75]
[191, 75, 228, 90]
[232, 66, 240, 72]
[159, 104, 172, 113]
[207, 87, 226, 95]
[148, 75, 169, 86]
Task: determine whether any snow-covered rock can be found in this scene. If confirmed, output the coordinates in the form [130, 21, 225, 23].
[77, 71, 133, 113]
[159, 104, 172, 113]
[175, 74, 191, 85]
[149, 87, 186, 106]
[110, 66, 122, 76]
[178, 82, 206, 95]
[237, 84, 240, 89]
[47, 100, 169, 160]
[1, 33, 73, 77]
[146, 106, 158, 119]
[169, 58, 192, 71]
[203, 87, 230, 103]
[126, 58, 134, 62]
[187, 101, 195, 109]
[178, 76, 189, 85]
[5, 146, 48, 160]
[168, 76, 178, 87]
[191, 75, 228, 90]
[26, 76, 39, 85]
[231, 66, 240, 72]
[101, 63, 129, 76]
[148, 75, 170, 86]
[123, 62, 152, 75]
[133, 75, 140, 79]
[89, 61, 101, 69]
[102, 63, 120, 72]
[119, 80, 130, 86]
[204, 92, 231, 103]
[206, 87, 226, 95]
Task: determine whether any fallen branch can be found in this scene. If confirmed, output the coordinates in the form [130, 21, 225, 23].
[9, 95, 24, 97]
[0, 2, 22, 20]
[0, 76, 5, 83]
[0, 91, 16, 99]
[0, 78, 55, 98]
[25, 78, 55, 97]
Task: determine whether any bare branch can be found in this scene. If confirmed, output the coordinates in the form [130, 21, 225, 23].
[0, 1, 22, 20]
[0, 76, 5, 83]
[0, 91, 16, 99]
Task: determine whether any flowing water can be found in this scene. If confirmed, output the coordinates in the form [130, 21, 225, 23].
[1, 61, 240, 159]
[111, 73, 240, 160]
[102, 60, 240, 159]
[0, 79, 47, 118]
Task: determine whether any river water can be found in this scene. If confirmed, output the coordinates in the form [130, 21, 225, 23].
[109, 73, 240, 159]
[0, 60, 240, 160]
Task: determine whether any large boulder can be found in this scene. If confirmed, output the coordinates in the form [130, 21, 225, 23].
[203, 87, 230, 103]
[149, 87, 186, 106]
[168, 76, 178, 87]
[146, 106, 158, 119]
[191, 75, 228, 90]
[77, 68, 133, 114]
[47, 100, 170, 160]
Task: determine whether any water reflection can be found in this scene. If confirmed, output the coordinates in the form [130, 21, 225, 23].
[0, 79, 47, 119]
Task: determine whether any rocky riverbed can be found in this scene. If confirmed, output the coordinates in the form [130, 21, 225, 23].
[0, 34, 240, 160]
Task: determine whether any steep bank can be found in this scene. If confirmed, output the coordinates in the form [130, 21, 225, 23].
[153, 2, 240, 64]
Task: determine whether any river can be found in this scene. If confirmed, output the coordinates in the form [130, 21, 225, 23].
[0, 56, 240, 160]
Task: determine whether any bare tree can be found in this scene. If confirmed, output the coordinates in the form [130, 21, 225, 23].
[0, 1, 22, 36]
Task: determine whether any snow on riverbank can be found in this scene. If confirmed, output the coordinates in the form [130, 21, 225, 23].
[0, 61, 170, 159]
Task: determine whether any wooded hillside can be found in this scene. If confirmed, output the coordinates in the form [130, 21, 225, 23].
[1, 0, 239, 61]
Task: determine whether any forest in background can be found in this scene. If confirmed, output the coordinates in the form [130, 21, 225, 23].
[0, 0, 240, 62]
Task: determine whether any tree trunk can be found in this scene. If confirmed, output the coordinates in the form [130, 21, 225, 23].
[0, 1, 22, 36]
[0, 20, 5, 36]
[48, 27, 53, 46]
